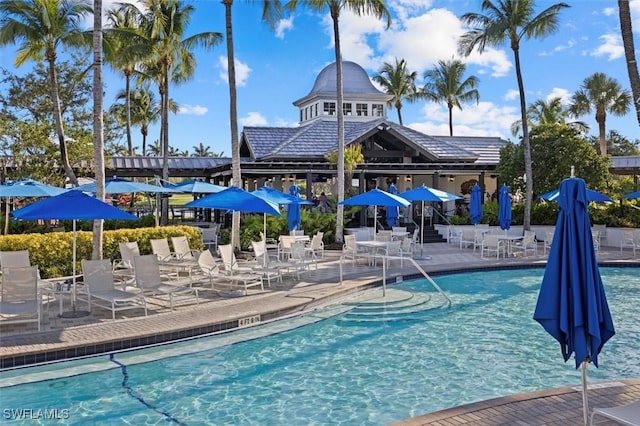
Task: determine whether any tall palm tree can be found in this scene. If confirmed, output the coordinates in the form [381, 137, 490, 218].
[0, 0, 92, 187]
[570, 72, 631, 156]
[421, 58, 479, 136]
[131, 0, 222, 224]
[110, 86, 163, 155]
[618, 0, 640, 126]
[510, 96, 588, 136]
[91, 0, 105, 259]
[372, 58, 417, 125]
[222, 0, 283, 251]
[286, 0, 391, 243]
[458, 0, 570, 231]
[104, 6, 145, 156]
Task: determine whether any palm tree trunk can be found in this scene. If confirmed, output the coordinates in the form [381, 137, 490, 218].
[597, 108, 607, 155]
[448, 105, 453, 136]
[513, 48, 532, 231]
[125, 72, 133, 155]
[396, 101, 403, 125]
[224, 0, 242, 251]
[92, 0, 105, 260]
[161, 64, 170, 225]
[331, 5, 344, 244]
[142, 126, 148, 155]
[618, 0, 640, 126]
[48, 59, 78, 187]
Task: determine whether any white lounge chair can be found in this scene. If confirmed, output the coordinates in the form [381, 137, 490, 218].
[133, 255, 199, 311]
[590, 400, 640, 426]
[114, 241, 140, 280]
[481, 234, 503, 259]
[151, 238, 198, 277]
[197, 250, 268, 292]
[217, 245, 265, 294]
[200, 228, 218, 252]
[80, 259, 147, 320]
[150, 238, 179, 263]
[305, 232, 325, 258]
[171, 236, 200, 261]
[0, 266, 41, 330]
[0, 250, 31, 268]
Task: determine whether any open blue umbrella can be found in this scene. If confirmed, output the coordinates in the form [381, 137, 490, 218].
[533, 177, 615, 425]
[167, 179, 226, 194]
[339, 188, 410, 233]
[185, 187, 281, 250]
[540, 188, 612, 203]
[0, 178, 67, 197]
[74, 177, 179, 194]
[386, 183, 399, 227]
[12, 191, 139, 317]
[469, 183, 483, 225]
[498, 184, 512, 232]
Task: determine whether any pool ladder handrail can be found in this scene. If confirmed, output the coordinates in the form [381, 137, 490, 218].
[339, 254, 452, 306]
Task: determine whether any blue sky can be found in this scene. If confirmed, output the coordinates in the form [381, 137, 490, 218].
[1, 0, 638, 155]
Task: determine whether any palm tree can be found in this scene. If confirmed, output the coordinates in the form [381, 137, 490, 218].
[286, 0, 391, 244]
[148, 139, 162, 156]
[104, 5, 146, 156]
[372, 58, 417, 125]
[510, 96, 588, 136]
[421, 58, 479, 136]
[570, 72, 631, 156]
[192, 142, 212, 157]
[131, 0, 222, 224]
[0, 0, 92, 187]
[91, 0, 105, 259]
[458, 0, 570, 231]
[618, 0, 640, 127]
[222, 0, 283, 251]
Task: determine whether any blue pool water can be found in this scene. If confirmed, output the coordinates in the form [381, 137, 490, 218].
[2, 267, 639, 425]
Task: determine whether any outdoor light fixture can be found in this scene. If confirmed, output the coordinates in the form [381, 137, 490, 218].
[448, 176, 455, 182]
[289, 175, 295, 182]
[405, 175, 412, 182]
[281, 176, 286, 182]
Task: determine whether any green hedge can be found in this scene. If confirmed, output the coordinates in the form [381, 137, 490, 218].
[0, 225, 202, 279]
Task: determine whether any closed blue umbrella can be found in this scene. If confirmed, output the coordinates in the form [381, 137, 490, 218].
[469, 183, 483, 225]
[287, 184, 302, 231]
[498, 184, 512, 232]
[386, 183, 399, 227]
[533, 177, 615, 425]
[12, 191, 139, 317]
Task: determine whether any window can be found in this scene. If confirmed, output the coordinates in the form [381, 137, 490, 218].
[304, 107, 308, 121]
[343, 103, 352, 116]
[323, 102, 336, 115]
[299, 110, 303, 122]
[356, 103, 368, 116]
[372, 104, 384, 117]
[315, 103, 318, 116]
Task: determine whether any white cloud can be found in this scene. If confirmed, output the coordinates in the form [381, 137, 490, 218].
[274, 118, 299, 128]
[218, 56, 251, 87]
[409, 101, 520, 140]
[178, 105, 207, 115]
[602, 7, 615, 16]
[239, 112, 267, 126]
[504, 89, 519, 101]
[275, 17, 294, 39]
[546, 88, 572, 105]
[540, 39, 576, 56]
[631, 0, 640, 27]
[591, 33, 624, 60]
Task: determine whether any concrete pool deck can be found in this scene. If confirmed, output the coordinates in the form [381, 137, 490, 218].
[1, 241, 639, 425]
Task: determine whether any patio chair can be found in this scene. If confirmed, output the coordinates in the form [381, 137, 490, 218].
[342, 234, 368, 265]
[290, 241, 316, 273]
[460, 228, 481, 251]
[620, 230, 638, 256]
[216, 245, 265, 294]
[590, 400, 640, 426]
[0, 250, 31, 269]
[200, 228, 218, 252]
[79, 259, 147, 320]
[377, 240, 403, 267]
[305, 232, 325, 258]
[114, 242, 140, 280]
[132, 255, 199, 311]
[543, 231, 555, 256]
[171, 236, 201, 261]
[0, 266, 41, 330]
[150, 238, 178, 263]
[249, 241, 284, 286]
[481, 234, 503, 259]
[195, 250, 265, 291]
[278, 235, 297, 261]
[512, 231, 537, 257]
[400, 236, 413, 259]
[447, 225, 462, 245]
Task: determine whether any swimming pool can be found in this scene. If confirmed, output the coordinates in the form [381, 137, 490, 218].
[1, 267, 639, 425]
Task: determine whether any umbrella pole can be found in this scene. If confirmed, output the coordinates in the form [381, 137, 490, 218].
[421, 200, 425, 254]
[60, 220, 89, 318]
[581, 361, 589, 426]
[263, 213, 267, 267]
[4, 197, 10, 235]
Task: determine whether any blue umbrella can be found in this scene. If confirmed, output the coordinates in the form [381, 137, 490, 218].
[167, 179, 226, 194]
[0, 178, 67, 197]
[288, 184, 302, 231]
[12, 191, 139, 317]
[252, 186, 312, 206]
[540, 188, 612, 203]
[469, 183, 483, 225]
[498, 184, 512, 232]
[386, 183, 399, 227]
[185, 187, 281, 250]
[619, 190, 640, 200]
[339, 188, 410, 233]
[74, 177, 179, 194]
[533, 177, 615, 425]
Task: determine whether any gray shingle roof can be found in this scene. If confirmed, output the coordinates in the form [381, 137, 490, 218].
[111, 156, 230, 169]
[242, 119, 506, 164]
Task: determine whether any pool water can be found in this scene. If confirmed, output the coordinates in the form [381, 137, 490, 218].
[2, 267, 639, 425]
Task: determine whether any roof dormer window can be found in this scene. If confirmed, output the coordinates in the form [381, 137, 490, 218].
[372, 104, 384, 117]
[343, 103, 352, 116]
[323, 102, 336, 116]
[356, 103, 368, 116]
